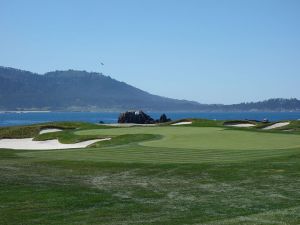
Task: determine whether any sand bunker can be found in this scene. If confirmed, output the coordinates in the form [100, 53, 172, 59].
[104, 123, 156, 127]
[0, 138, 111, 150]
[226, 124, 256, 127]
[171, 121, 192, 126]
[263, 122, 290, 130]
[39, 128, 63, 134]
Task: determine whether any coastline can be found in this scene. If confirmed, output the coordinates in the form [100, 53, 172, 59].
[1, 111, 300, 128]
[0, 110, 51, 114]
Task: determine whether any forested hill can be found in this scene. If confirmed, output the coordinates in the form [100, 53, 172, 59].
[0, 66, 203, 111]
[0, 66, 299, 112]
[222, 98, 300, 112]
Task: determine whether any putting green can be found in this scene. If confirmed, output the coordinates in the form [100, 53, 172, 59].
[76, 127, 300, 150]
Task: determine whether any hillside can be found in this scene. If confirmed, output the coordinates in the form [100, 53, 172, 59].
[0, 66, 299, 111]
[0, 66, 204, 111]
[222, 98, 300, 112]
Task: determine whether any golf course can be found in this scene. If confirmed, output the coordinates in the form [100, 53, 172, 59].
[1, 119, 300, 224]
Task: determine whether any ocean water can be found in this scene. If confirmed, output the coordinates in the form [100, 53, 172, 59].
[0, 111, 300, 127]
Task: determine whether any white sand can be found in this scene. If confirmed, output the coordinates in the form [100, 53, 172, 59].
[226, 124, 256, 127]
[171, 121, 192, 126]
[104, 123, 156, 127]
[39, 128, 63, 134]
[0, 138, 111, 150]
[263, 122, 290, 130]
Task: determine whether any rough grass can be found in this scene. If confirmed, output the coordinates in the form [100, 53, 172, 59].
[1, 151, 300, 224]
[272, 120, 300, 133]
[0, 125, 40, 138]
[0, 121, 103, 139]
[34, 130, 108, 144]
[0, 121, 115, 145]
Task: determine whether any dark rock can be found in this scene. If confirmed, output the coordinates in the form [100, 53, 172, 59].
[118, 110, 155, 124]
[159, 114, 171, 123]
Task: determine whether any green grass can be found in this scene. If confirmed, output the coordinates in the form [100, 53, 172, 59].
[1, 120, 300, 224]
[0, 121, 103, 139]
[2, 151, 300, 224]
[76, 126, 300, 150]
[272, 120, 300, 133]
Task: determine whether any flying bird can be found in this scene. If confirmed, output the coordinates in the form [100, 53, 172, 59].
[100, 62, 104, 66]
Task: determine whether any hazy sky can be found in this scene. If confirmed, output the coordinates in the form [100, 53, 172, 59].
[0, 0, 299, 104]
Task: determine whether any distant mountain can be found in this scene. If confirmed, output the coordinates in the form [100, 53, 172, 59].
[0, 66, 204, 111]
[0, 66, 299, 112]
[221, 98, 300, 112]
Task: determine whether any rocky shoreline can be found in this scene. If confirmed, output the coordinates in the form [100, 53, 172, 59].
[118, 110, 171, 124]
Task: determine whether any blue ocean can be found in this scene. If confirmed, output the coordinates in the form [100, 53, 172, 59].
[0, 111, 300, 127]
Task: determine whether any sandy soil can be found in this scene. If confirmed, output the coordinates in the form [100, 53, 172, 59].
[171, 121, 192, 126]
[263, 122, 290, 130]
[104, 123, 156, 127]
[39, 128, 63, 134]
[226, 124, 256, 127]
[0, 138, 111, 150]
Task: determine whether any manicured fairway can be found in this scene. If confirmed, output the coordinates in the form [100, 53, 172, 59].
[19, 126, 300, 164]
[76, 126, 300, 150]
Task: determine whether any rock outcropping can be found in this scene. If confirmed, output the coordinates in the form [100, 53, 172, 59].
[159, 114, 171, 123]
[118, 111, 155, 124]
[118, 111, 171, 124]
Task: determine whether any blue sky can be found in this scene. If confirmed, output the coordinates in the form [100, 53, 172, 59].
[0, 0, 299, 104]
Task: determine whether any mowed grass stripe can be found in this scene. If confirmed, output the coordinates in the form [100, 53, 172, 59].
[199, 206, 300, 225]
[20, 146, 300, 164]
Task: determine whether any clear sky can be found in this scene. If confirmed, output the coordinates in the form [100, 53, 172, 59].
[0, 0, 299, 104]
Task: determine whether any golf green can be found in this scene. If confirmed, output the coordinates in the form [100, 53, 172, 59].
[76, 126, 300, 150]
